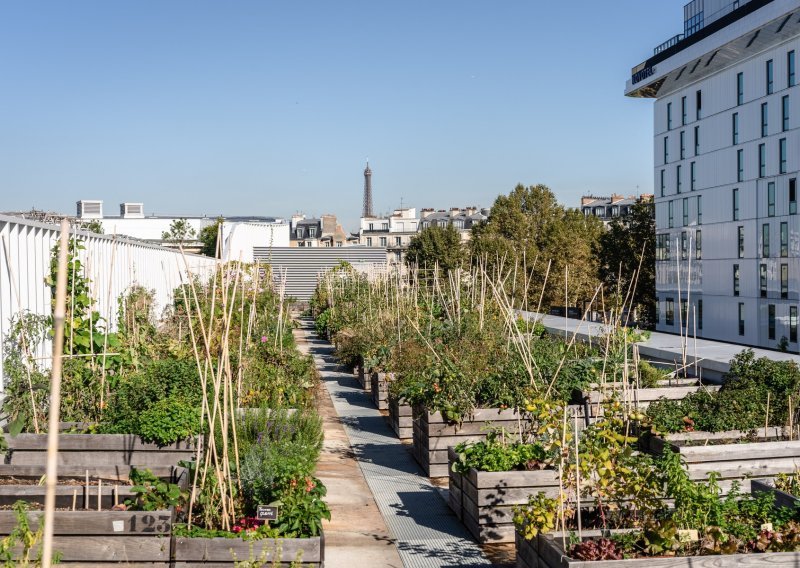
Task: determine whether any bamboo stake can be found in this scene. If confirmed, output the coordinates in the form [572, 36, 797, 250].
[42, 219, 70, 568]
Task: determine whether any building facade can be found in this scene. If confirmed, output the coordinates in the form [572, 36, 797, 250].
[580, 194, 653, 225]
[627, 0, 800, 351]
[419, 207, 488, 242]
[359, 208, 419, 264]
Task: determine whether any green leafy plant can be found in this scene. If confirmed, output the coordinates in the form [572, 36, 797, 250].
[126, 467, 187, 512]
[0, 501, 61, 567]
[513, 492, 559, 540]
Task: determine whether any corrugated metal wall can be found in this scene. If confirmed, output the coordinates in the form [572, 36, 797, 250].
[253, 247, 387, 301]
[0, 214, 216, 389]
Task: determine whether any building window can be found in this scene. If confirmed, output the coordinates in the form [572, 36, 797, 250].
[696, 90, 702, 120]
[694, 125, 700, 155]
[761, 102, 768, 137]
[680, 130, 686, 160]
[680, 300, 688, 325]
[666, 298, 675, 326]
[790, 51, 796, 87]
[368, 222, 374, 231]
[739, 302, 745, 336]
[733, 264, 740, 296]
[733, 187, 740, 220]
[366, 237, 373, 246]
[664, 136, 669, 164]
[763, 223, 771, 257]
[655, 300, 660, 324]
[781, 222, 789, 257]
[780, 138, 787, 174]
[682, 197, 689, 226]
[668, 200, 674, 228]
[761, 263, 768, 297]
[379, 237, 387, 247]
[667, 102, 672, 130]
[381, 223, 388, 231]
[660, 169, 665, 197]
[681, 231, 688, 260]
[690, 162, 696, 191]
[759, 143, 766, 178]
[395, 236, 401, 246]
[296, 228, 304, 239]
[769, 182, 776, 217]
[737, 72, 744, 106]
[783, 95, 790, 131]
[698, 299, 703, 330]
[677, 164, 682, 193]
[308, 227, 317, 238]
[782, 263, 789, 299]
[769, 305, 776, 340]
[681, 96, 687, 126]
[791, 178, 798, 215]
[792, 306, 798, 343]
[767, 59, 774, 95]
[697, 195, 702, 225]
[737, 149, 744, 182]
[738, 225, 745, 258]
[696, 229, 702, 259]
[732, 112, 739, 145]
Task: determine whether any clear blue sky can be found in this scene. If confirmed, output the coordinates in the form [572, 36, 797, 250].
[0, 1, 687, 232]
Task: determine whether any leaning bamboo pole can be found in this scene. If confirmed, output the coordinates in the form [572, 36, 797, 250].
[42, 220, 70, 568]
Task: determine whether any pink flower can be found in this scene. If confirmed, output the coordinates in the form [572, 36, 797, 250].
[260, 336, 268, 343]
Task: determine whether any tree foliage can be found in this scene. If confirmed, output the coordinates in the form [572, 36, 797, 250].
[161, 218, 196, 245]
[405, 223, 465, 274]
[199, 216, 224, 257]
[469, 184, 603, 311]
[595, 198, 655, 328]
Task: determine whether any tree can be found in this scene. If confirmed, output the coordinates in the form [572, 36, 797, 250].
[405, 223, 465, 274]
[78, 219, 103, 234]
[199, 216, 224, 258]
[161, 219, 196, 246]
[595, 197, 655, 328]
[469, 184, 603, 311]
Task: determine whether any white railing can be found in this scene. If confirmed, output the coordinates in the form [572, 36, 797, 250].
[0, 214, 217, 388]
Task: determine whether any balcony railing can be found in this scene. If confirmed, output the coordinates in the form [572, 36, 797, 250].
[654, 33, 685, 55]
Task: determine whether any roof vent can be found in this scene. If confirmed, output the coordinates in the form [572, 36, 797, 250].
[77, 200, 103, 219]
[120, 202, 144, 218]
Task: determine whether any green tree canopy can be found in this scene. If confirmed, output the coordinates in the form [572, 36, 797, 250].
[469, 184, 603, 311]
[595, 197, 655, 327]
[405, 223, 465, 275]
[161, 218, 196, 246]
[199, 216, 224, 257]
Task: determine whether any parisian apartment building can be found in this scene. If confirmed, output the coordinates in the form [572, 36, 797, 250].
[628, 0, 800, 351]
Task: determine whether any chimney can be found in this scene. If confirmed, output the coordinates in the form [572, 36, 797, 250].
[120, 202, 144, 218]
[450, 207, 460, 217]
[580, 196, 596, 206]
[320, 214, 337, 236]
[76, 200, 103, 219]
[610, 193, 624, 203]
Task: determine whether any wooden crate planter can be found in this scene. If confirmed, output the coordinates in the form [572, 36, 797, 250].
[173, 533, 324, 566]
[519, 530, 800, 568]
[751, 478, 800, 509]
[448, 447, 560, 543]
[641, 427, 800, 494]
[0, 510, 172, 566]
[5, 434, 198, 467]
[389, 396, 412, 439]
[412, 405, 525, 478]
[370, 372, 392, 410]
[577, 382, 720, 422]
[356, 366, 369, 390]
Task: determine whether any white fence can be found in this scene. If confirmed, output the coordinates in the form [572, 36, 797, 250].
[0, 214, 217, 388]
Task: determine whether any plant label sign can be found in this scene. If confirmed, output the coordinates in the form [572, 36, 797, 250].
[257, 505, 278, 521]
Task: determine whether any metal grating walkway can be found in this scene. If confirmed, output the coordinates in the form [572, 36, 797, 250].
[300, 322, 493, 568]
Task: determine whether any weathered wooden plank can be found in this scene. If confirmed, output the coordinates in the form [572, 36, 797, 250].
[751, 478, 800, 510]
[467, 468, 559, 489]
[6, 434, 196, 451]
[14, 535, 171, 561]
[0, 510, 172, 535]
[0, 464, 187, 483]
[174, 536, 322, 563]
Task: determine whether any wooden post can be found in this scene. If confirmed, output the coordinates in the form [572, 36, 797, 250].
[42, 220, 70, 568]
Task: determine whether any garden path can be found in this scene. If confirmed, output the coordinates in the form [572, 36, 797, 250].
[297, 320, 494, 568]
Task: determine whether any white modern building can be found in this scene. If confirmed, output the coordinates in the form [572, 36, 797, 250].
[627, 0, 800, 351]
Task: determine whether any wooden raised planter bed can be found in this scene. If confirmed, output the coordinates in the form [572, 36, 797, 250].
[370, 372, 392, 410]
[0, 510, 172, 566]
[389, 396, 412, 440]
[577, 381, 719, 422]
[448, 447, 559, 543]
[641, 427, 800, 493]
[412, 405, 524, 478]
[517, 529, 800, 568]
[173, 533, 324, 566]
[356, 366, 369, 390]
[751, 478, 800, 509]
[5, 434, 198, 467]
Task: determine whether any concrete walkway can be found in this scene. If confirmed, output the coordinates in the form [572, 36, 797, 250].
[297, 321, 494, 568]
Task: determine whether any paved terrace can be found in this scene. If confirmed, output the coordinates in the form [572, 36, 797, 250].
[520, 310, 800, 380]
[296, 321, 495, 568]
